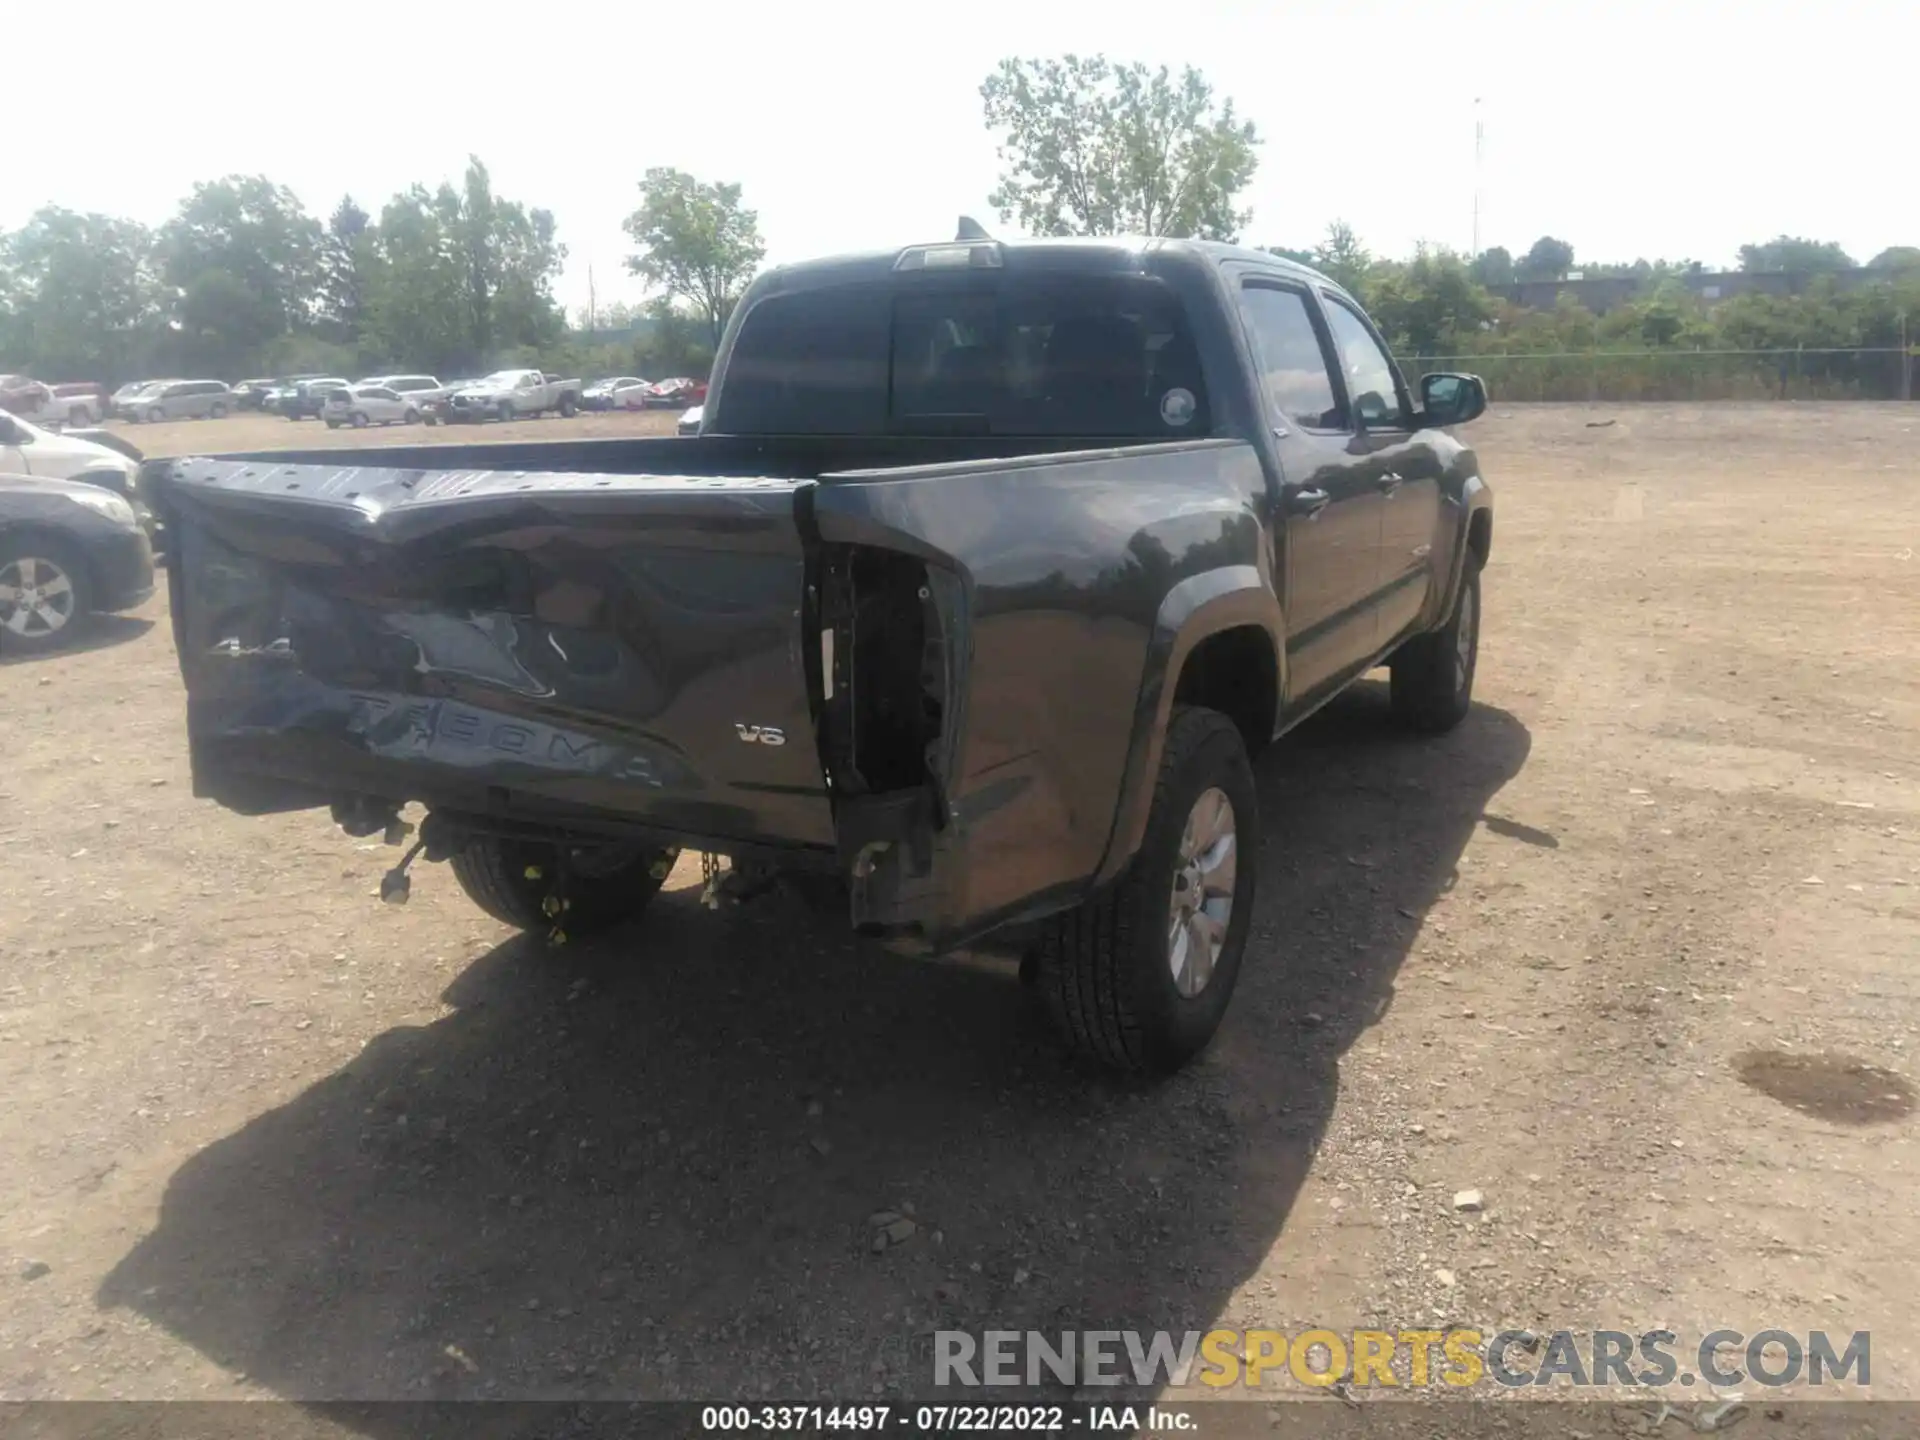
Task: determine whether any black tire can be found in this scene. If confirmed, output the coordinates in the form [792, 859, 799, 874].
[209, 402, 228, 419]
[1389, 561, 1480, 734]
[403, 407, 419, 425]
[495, 401, 515, 423]
[424, 414, 439, 426]
[350, 411, 370, 429]
[449, 835, 676, 936]
[558, 394, 578, 417]
[325, 419, 341, 430]
[145, 407, 164, 423]
[1033, 705, 1258, 1074]
[0, 534, 94, 655]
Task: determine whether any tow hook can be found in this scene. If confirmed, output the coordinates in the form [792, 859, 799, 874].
[377, 814, 459, 906]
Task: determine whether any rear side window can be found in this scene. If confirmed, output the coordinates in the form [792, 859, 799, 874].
[1238, 283, 1344, 431]
[715, 274, 1209, 437]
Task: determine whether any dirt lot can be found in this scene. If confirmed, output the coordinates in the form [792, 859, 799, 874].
[2, 404, 1917, 1423]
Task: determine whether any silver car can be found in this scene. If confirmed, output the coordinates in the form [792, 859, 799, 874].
[128, 379, 234, 422]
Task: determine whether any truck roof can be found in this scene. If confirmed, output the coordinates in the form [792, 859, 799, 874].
[755, 233, 1341, 296]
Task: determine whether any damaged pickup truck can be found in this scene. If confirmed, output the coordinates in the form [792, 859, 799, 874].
[144, 229, 1493, 1074]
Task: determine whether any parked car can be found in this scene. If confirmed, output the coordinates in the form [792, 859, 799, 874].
[109, 381, 170, 418]
[323, 384, 423, 429]
[42, 383, 109, 426]
[0, 375, 53, 419]
[640, 376, 707, 409]
[440, 369, 582, 423]
[582, 376, 650, 411]
[361, 374, 442, 401]
[416, 380, 476, 426]
[272, 378, 350, 420]
[144, 230, 1493, 1075]
[60, 428, 145, 465]
[231, 379, 281, 411]
[0, 473, 155, 654]
[676, 404, 703, 436]
[0, 409, 141, 496]
[124, 379, 233, 422]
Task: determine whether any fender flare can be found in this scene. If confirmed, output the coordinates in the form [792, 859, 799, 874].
[1439, 475, 1494, 620]
[1092, 565, 1286, 886]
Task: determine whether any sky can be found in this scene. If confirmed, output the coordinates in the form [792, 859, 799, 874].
[10, 0, 1910, 318]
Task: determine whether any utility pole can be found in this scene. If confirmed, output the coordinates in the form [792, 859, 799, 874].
[587, 261, 597, 333]
[1472, 97, 1484, 257]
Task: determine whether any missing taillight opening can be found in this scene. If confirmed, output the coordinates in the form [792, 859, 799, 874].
[817, 545, 946, 801]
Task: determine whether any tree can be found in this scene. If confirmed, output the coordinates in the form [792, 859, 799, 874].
[1364, 247, 1492, 358]
[362, 161, 565, 373]
[1517, 236, 1575, 281]
[1263, 245, 1316, 267]
[1469, 246, 1515, 287]
[0, 208, 161, 381]
[156, 176, 324, 344]
[316, 196, 374, 341]
[1737, 236, 1855, 273]
[623, 169, 765, 346]
[980, 55, 1259, 240]
[1866, 246, 1920, 272]
[1312, 220, 1371, 295]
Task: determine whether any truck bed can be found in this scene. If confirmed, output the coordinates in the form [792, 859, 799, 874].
[147, 431, 1264, 942]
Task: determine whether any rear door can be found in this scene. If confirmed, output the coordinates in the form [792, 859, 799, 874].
[1234, 276, 1384, 702]
[1320, 294, 1444, 646]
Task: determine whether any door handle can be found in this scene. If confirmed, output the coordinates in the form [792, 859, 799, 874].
[1287, 487, 1331, 516]
[1376, 471, 1404, 494]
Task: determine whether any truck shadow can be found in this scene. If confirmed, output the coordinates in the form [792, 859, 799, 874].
[97, 683, 1529, 1414]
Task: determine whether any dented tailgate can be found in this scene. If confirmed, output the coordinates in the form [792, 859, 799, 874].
[152, 455, 837, 852]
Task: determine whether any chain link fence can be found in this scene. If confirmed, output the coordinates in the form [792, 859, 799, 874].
[1401, 348, 1917, 403]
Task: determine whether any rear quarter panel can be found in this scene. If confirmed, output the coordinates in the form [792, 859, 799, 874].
[815, 438, 1275, 937]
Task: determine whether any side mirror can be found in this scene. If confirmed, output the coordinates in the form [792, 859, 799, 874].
[1420, 372, 1487, 427]
[0, 414, 21, 444]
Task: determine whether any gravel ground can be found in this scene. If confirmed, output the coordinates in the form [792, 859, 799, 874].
[1, 403, 1915, 1428]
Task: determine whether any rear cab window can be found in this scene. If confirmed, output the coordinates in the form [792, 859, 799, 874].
[715, 272, 1211, 438]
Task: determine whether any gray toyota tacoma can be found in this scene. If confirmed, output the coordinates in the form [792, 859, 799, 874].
[146, 227, 1493, 1074]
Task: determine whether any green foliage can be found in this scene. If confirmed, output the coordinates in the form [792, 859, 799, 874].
[0, 208, 161, 381]
[1866, 246, 1920, 272]
[1365, 248, 1492, 357]
[623, 169, 765, 346]
[1469, 246, 1514, 287]
[1312, 222, 1371, 295]
[1518, 236, 1575, 280]
[0, 158, 565, 384]
[1738, 236, 1855, 273]
[981, 55, 1259, 241]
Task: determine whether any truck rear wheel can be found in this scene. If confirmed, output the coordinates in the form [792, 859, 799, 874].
[1389, 561, 1480, 734]
[449, 836, 677, 936]
[1033, 705, 1257, 1074]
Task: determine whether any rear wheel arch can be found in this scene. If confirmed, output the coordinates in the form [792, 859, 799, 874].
[1093, 571, 1285, 887]
[1173, 623, 1279, 760]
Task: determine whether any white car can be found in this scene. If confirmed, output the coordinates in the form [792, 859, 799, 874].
[323, 385, 423, 429]
[0, 409, 141, 496]
[362, 374, 442, 398]
[676, 404, 703, 436]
